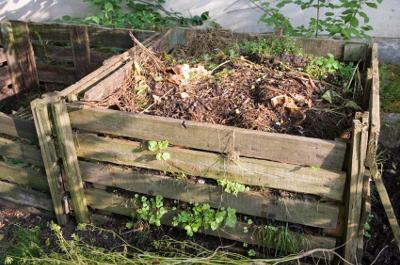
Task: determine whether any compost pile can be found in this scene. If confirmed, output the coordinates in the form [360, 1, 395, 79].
[93, 30, 362, 140]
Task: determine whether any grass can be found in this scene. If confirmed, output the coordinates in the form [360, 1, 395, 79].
[380, 64, 400, 113]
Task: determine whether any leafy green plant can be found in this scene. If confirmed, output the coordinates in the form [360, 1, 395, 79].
[217, 179, 249, 196]
[127, 194, 168, 227]
[239, 37, 301, 57]
[147, 140, 171, 161]
[60, 0, 209, 30]
[172, 203, 237, 237]
[253, 0, 383, 39]
[363, 214, 373, 238]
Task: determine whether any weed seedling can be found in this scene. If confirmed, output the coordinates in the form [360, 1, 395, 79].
[147, 140, 171, 161]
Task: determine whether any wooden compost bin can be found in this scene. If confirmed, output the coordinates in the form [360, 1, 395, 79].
[0, 22, 156, 223]
[0, 27, 380, 264]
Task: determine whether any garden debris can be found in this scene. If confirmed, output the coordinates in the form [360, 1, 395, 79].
[89, 34, 362, 140]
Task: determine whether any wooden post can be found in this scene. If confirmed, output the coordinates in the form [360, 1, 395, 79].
[70, 25, 91, 79]
[50, 99, 89, 223]
[344, 119, 362, 263]
[31, 98, 67, 225]
[1, 21, 39, 93]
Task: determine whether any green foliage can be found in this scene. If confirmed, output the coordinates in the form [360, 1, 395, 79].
[60, 0, 209, 30]
[255, 0, 383, 39]
[147, 140, 171, 161]
[238, 37, 302, 57]
[172, 203, 237, 237]
[217, 179, 249, 196]
[133, 194, 168, 227]
[380, 64, 400, 113]
[304, 53, 354, 84]
[363, 214, 373, 238]
[262, 224, 308, 254]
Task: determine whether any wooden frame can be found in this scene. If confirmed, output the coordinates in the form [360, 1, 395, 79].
[0, 26, 380, 264]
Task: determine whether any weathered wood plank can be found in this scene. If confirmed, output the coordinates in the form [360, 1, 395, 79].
[28, 22, 70, 43]
[51, 99, 89, 223]
[0, 160, 48, 192]
[31, 98, 67, 224]
[88, 27, 155, 49]
[0, 112, 37, 142]
[0, 48, 7, 63]
[0, 180, 53, 211]
[0, 66, 12, 88]
[368, 44, 381, 157]
[37, 64, 76, 85]
[86, 187, 336, 254]
[83, 61, 132, 101]
[81, 160, 340, 229]
[344, 120, 362, 262]
[1, 21, 39, 93]
[68, 104, 347, 171]
[70, 25, 91, 79]
[32, 43, 73, 62]
[0, 136, 42, 166]
[75, 133, 346, 201]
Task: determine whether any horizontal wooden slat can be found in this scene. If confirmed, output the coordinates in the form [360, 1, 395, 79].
[0, 112, 37, 142]
[0, 161, 48, 191]
[0, 136, 43, 166]
[86, 187, 336, 256]
[89, 27, 155, 49]
[68, 105, 347, 171]
[32, 43, 73, 62]
[0, 66, 12, 88]
[0, 48, 6, 63]
[81, 161, 340, 229]
[0, 180, 52, 211]
[37, 64, 76, 85]
[28, 23, 70, 43]
[76, 133, 346, 201]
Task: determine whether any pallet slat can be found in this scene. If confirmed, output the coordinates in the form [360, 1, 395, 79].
[75, 133, 346, 201]
[81, 161, 340, 229]
[0, 136, 42, 166]
[88, 27, 155, 49]
[0, 112, 37, 142]
[85, 187, 336, 255]
[0, 180, 53, 211]
[37, 64, 76, 85]
[0, 160, 48, 191]
[67, 105, 347, 171]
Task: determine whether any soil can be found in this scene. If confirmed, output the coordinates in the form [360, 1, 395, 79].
[90, 33, 361, 140]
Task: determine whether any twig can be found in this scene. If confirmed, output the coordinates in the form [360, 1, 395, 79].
[370, 240, 394, 265]
[140, 88, 174, 114]
[210, 60, 231, 74]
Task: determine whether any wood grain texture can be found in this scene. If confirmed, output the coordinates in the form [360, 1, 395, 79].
[31, 99, 67, 224]
[0, 180, 53, 211]
[85, 187, 336, 258]
[75, 133, 346, 201]
[70, 25, 91, 79]
[37, 64, 76, 85]
[1, 21, 39, 93]
[68, 104, 347, 171]
[51, 99, 89, 223]
[0, 112, 37, 142]
[0, 136, 42, 166]
[80, 160, 340, 229]
[0, 160, 48, 192]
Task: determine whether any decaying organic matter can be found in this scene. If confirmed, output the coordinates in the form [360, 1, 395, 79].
[90, 30, 363, 140]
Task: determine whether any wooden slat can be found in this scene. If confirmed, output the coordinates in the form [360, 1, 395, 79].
[31, 98, 67, 224]
[86, 187, 336, 255]
[51, 99, 89, 223]
[1, 21, 39, 93]
[0, 48, 6, 63]
[344, 120, 362, 262]
[75, 133, 346, 201]
[0, 180, 53, 211]
[368, 44, 381, 154]
[0, 136, 42, 166]
[0, 112, 37, 142]
[28, 22, 70, 43]
[70, 25, 91, 79]
[0, 160, 48, 191]
[81, 160, 340, 229]
[37, 64, 76, 85]
[88, 27, 155, 49]
[32, 43, 73, 62]
[68, 105, 347, 171]
[83, 61, 133, 101]
[0, 66, 12, 88]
